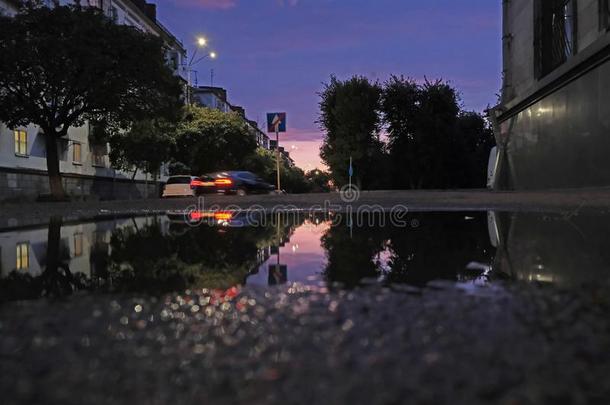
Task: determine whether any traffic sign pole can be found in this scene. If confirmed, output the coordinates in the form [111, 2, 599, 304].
[267, 112, 287, 194]
[275, 125, 281, 192]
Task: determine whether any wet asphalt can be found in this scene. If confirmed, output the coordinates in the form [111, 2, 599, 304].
[2, 280, 610, 405]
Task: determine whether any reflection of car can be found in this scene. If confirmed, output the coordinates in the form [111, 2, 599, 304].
[187, 210, 261, 227]
[191, 171, 275, 196]
[162, 176, 196, 198]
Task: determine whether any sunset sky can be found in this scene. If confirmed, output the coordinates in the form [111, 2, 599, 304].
[156, 0, 502, 171]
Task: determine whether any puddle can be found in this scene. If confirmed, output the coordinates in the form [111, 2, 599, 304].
[1, 210, 609, 302]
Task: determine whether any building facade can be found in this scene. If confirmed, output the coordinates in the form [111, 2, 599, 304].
[192, 86, 271, 150]
[0, 0, 186, 201]
[492, 0, 610, 189]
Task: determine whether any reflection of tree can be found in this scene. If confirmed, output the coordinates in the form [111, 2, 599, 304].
[0, 217, 88, 302]
[107, 216, 300, 293]
[321, 213, 494, 287]
[387, 213, 493, 286]
[0, 215, 302, 302]
[321, 216, 387, 287]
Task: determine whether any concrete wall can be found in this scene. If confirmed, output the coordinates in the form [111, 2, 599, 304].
[502, 0, 604, 104]
[0, 168, 163, 202]
[499, 57, 610, 189]
[496, 0, 610, 189]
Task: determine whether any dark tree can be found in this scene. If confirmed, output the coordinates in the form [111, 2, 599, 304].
[381, 78, 495, 189]
[381, 76, 420, 189]
[319, 76, 385, 189]
[305, 169, 332, 192]
[0, 3, 182, 199]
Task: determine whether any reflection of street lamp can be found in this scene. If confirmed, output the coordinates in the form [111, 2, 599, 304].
[186, 36, 218, 105]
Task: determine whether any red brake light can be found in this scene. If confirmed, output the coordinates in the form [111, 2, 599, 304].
[214, 212, 233, 221]
[191, 180, 205, 187]
[215, 178, 233, 186]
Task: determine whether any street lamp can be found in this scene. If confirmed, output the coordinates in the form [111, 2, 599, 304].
[185, 36, 218, 105]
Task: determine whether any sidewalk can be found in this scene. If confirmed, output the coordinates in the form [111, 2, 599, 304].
[2, 189, 610, 229]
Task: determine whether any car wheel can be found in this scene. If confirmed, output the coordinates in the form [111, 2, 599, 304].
[237, 188, 247, 196]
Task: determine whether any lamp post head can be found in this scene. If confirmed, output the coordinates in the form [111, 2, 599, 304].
[209, 51, 217, 59]
[197, 37, 207, 47]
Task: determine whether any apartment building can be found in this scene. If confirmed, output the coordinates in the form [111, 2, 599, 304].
[492, 0, 610, 189]
[0, 0, 186, 201]
[192, 86, 272, 150]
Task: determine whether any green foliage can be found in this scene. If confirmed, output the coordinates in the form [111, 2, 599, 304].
[319, 76, 386, 189]
[281, 165, 310, 194]
[174, 106, 258, 175]
[109, 119, 177, 176]
[243, 148, 277, 182]
[0, 3, 182, 198]
[305, 169, 332, 192]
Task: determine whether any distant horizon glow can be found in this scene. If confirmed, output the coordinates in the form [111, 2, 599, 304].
[157, 0, 502, 170]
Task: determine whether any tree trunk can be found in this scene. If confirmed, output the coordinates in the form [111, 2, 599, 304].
[44, 132, 67, 200]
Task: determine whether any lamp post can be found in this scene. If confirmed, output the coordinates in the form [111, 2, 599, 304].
[185, 37, 217, 105]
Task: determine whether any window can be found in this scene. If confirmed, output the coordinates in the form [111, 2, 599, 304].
[602, 0, 610, 30]
[166, 176, 192, 185]
[16, 243, 29, 270]
[14, 130, 27, 156]
[73, 142, 82, 164]
[535, 0, 578, 78]
[91, 144, 106, 167]
[74, 233, 83, 257]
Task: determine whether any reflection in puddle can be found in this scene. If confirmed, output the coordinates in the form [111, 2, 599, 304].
[1, 211, 610, 301]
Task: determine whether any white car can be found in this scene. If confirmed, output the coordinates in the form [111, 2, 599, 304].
[162, 176, 196, 198]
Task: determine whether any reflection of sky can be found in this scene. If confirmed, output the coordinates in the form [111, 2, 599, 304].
[247, 220, 330, 286]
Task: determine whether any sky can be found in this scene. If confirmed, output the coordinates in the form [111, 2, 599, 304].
[156, 0, 503, 171]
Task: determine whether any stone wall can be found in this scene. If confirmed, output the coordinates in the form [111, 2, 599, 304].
[0, 169, 162, 202]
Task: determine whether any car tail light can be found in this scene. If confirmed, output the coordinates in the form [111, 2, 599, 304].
[190, 179, 205, 188]
[189, 211, 214, 221]
[215, 178, 233, 186]
[214, 212, 233, 221]
[191, 179, 216, 189]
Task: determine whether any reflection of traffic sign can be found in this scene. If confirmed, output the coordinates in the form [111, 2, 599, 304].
[268, 264, 288, 285]
[267, 112, 287, 133]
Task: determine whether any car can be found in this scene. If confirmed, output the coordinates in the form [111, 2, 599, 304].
[191, 171, 276, 196]
[162, 175, 197, 198]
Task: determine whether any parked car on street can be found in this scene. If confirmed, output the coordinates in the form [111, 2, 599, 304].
[191, 171, 275, 196]
[162, 175, 197, 198]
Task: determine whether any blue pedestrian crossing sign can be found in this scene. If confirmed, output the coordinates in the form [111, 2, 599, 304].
[267, 112, 287, 133]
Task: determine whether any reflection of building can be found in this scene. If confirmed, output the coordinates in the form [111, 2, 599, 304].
[0, 1, 186, 201]
[492, 0, 610, 189]
[269, 142, 295, 168]
[191, 86, 271, 150]
[0, 217, 164, 279]
[488, 210, 610, 286]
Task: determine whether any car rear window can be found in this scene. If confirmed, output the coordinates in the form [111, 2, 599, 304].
[167, 177, 191, 185]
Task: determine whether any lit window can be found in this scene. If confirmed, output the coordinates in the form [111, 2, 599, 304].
[16, 243, 29, 270]
[73, 142, 82, 164]
[74, 233, 83, 257]
[14, 130, 27, 156]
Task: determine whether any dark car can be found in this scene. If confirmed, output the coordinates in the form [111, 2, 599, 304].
[191, 171, 275, 196]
